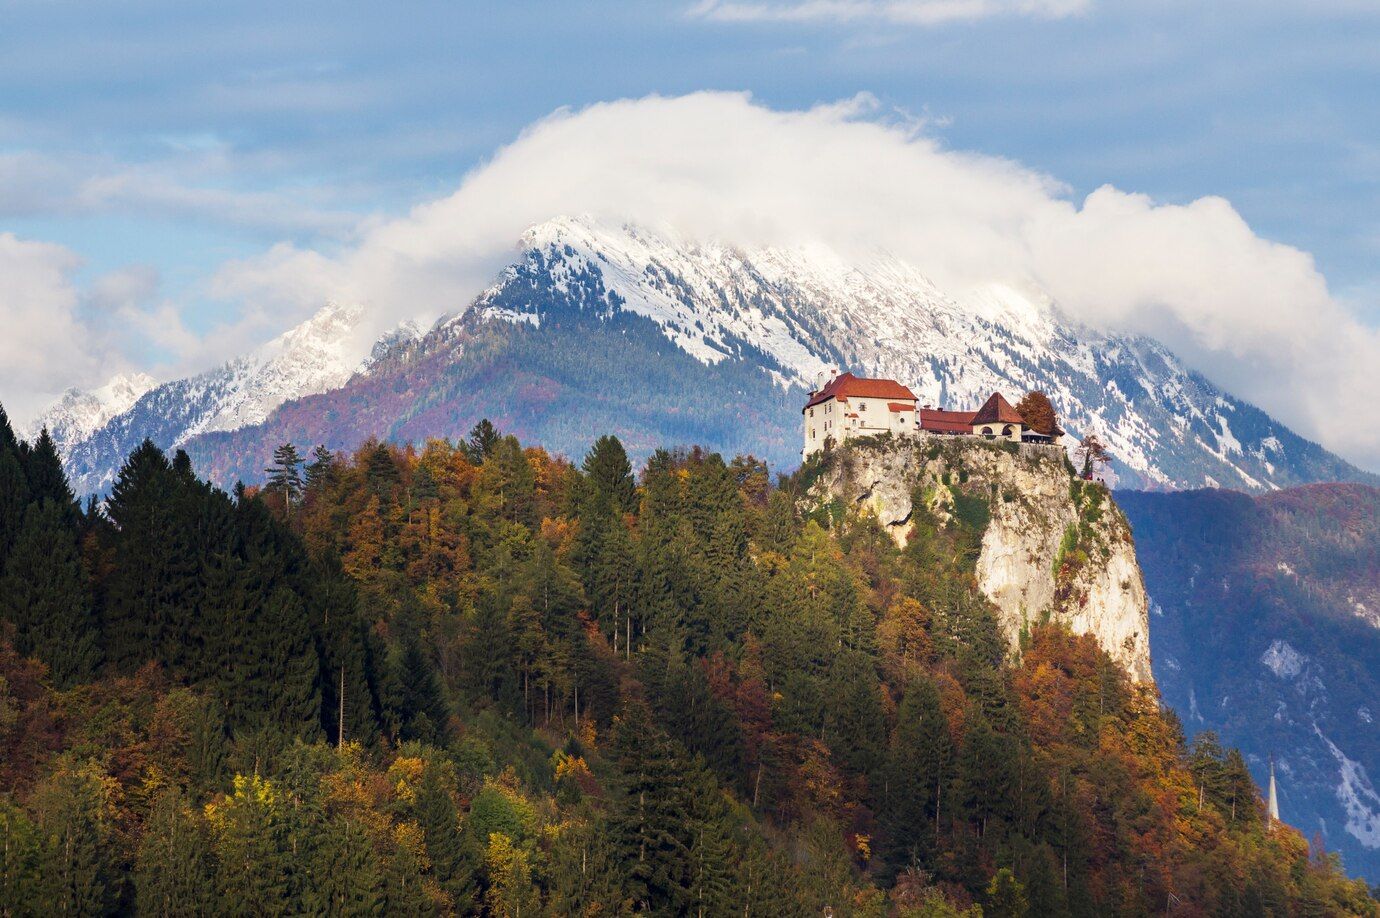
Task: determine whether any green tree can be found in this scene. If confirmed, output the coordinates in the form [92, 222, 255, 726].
[31, 763, 120, 917]
[21, 430, 74, 513]
[134, 791, 213, 917]
[465, 419, 501, 464]
[264, 443, 304, 519]
[0, 500, 99, 686]
[414, 762, 476, 912]
[986, 867, 1029, 918]
[0, 796, 42, 916]
[880, 678, 954, 877]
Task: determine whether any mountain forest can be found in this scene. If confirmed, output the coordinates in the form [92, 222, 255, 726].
[0, 404, 1376, 917]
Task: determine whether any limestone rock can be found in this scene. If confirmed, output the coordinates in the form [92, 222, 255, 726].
[811, 434, 1153, 682]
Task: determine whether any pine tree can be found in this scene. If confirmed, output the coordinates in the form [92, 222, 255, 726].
[134, 791, 214, 917]
[0, 796, 42, 914]
[103, 440, 197, 673]
[0, 500, 99, 687]
[414, 762, 477, 911]
[264, 443, 304, 519]
[465, 419, 501, 464]
[303, 445, 337, 494]
[31, 763, 121, 917]
[0, 445, 30, 568]
[21, 430, 74, 513]
[879, 678, 955, 877]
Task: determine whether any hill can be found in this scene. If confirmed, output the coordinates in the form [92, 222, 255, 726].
[1, 407, 1376, 914]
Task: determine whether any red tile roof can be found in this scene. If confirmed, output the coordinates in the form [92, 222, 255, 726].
[888, 402, 912, 412]
[804, 372, 918, 411]
[971, 392, 1024, 426]
[919, 408, 977, 434]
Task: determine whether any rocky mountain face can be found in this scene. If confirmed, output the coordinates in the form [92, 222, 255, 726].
[1120, 484, 1380, 882]
[55, 302, 413, 495]
[812, 435, 1153, 682]
[45, 216, 1376, 495]
[25, 371, 155, 461]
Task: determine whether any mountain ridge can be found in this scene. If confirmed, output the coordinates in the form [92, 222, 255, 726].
[43, 216, 1377, 495]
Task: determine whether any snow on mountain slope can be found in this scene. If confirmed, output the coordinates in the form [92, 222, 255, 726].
[57, 301, 417, 495]
[26, 372, 156, 459]
[52, 215, 1374, 494]
[466, 216, 1369, 491]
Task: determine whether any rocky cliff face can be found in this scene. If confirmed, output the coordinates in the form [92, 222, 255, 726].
[812, 434, 1153, 682]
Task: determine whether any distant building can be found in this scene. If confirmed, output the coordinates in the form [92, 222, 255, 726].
[802, 372, 917, 458]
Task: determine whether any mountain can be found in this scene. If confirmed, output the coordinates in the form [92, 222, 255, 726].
[25, 371, 156, 460]
[49, 216, 1377, 494]
[57, 301, 422, 495]
[1119, 484, 1380, 882]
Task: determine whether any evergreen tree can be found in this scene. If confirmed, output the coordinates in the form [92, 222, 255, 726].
[0, 445, 30, 568]
[880, 678, 954, 877]
[134, 791, 213, 917]
[610, 703, 697, 912]
[396, 638, 449, 743]
[309, 818, 384, 915]
[31, 763, 120, 917]
[0, 500, 99, 687]
[414, 763, 477, 911]
[102, 440, 196, 672]
[21, 430, 74, 513]
[303, 445, 337, 494]
[264, 443, 304, 519]
[465, 418, 501, 464]
[0, 796, 42, 914]
[580, 434, 636, 516]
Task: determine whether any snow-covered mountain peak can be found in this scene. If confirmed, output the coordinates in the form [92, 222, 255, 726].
[27, 371, 157, 457]
[49, 217, 1377, 496]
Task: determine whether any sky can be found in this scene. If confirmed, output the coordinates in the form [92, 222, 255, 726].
[2, 0, 1379, 468]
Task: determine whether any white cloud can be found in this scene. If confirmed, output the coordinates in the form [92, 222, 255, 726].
[0, 151, 357, 236]
[0, 234, 113, 425]
[687, 0, 1090, 25]
[213, 91, 1380, 470]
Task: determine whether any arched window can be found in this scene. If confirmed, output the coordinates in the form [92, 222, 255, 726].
[982, 426, 994, 438]
[1002, 424, 1013, 437]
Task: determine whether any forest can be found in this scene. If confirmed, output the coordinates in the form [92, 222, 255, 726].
[0, 404, 1376, 916]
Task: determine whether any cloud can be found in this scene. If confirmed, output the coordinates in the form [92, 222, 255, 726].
[213, 91, 1380, 470]
[0, 151, 358, 236]
[687, 0, 1090, 25]
[0, 234, 117, 425]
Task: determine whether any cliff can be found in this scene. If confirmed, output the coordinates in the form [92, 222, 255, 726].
[808, 434, 1153, 682]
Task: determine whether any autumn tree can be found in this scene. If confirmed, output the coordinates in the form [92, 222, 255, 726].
[1014, 390, 1058, 436]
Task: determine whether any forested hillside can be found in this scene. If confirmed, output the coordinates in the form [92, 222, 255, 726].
[0, 403, 1375, 916]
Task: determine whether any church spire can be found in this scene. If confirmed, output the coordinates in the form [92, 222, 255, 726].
[1268, 755, 1280, 827]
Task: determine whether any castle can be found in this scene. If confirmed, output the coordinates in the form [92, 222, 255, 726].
[802, 372, 1063, 459]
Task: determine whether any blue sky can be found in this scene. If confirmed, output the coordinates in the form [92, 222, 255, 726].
[3, 0, 1379, 463]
